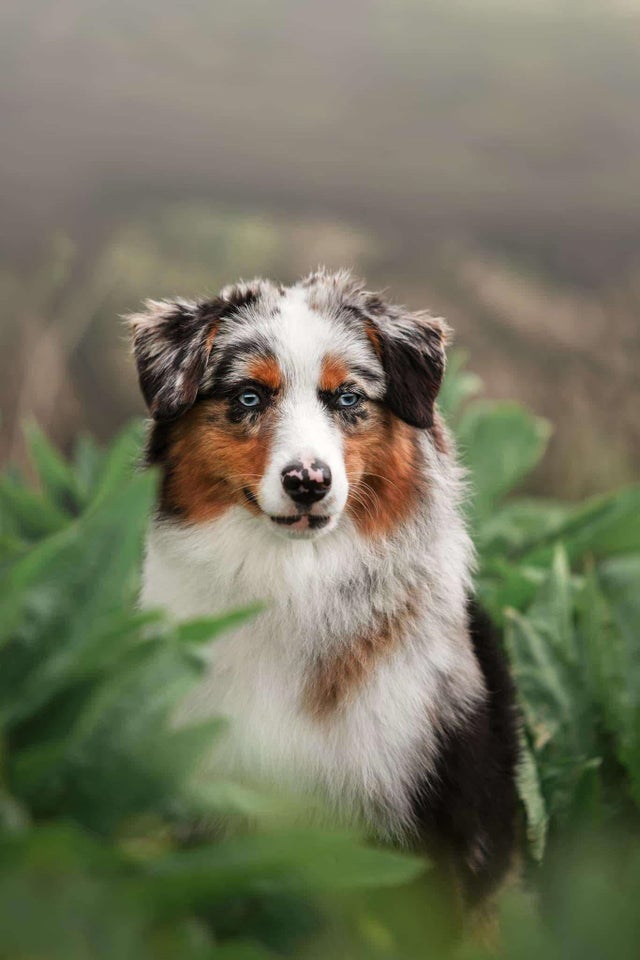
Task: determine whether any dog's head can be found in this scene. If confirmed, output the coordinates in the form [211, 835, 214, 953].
[128, 271, 449, 540]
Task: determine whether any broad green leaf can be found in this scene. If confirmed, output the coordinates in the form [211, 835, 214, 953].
[520, 485, 640, 565]
[145, 830, 426, 903]
[457, 401, 551, 522]
[478, 498, 570, 559]
[438, 351, 482, 424]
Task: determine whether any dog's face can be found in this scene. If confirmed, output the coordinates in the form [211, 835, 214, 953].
[129, 271, 448, 540]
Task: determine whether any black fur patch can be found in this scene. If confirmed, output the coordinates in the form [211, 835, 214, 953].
[128, 290, 261, 422]
[337, 293, 447, 430]
[204, 339, 276, 399]
[143, 418, 184, 518]
[409, 600, 520, 905]
[376, 321, 446, 430]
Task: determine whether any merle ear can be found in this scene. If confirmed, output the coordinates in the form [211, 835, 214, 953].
[370, 308, 448, 429]
[127, 298, 221, 421]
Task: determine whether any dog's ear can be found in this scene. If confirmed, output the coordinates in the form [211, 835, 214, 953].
[126, 298, 221, 421]
[365, 302, 449, 429]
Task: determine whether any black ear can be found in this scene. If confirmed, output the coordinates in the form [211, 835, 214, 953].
[127, 299, 220, 421]
[370, 308, 448, 429]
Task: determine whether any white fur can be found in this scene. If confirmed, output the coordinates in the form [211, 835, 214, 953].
[141, 435, 483, 841]
[257, 289, 350, 524]
[137, 275, 483, 841]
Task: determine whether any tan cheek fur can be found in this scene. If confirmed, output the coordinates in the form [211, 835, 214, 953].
[161, 401, 274, 522]
[321, 352, 422, 538]
[345, 409, 422, 538]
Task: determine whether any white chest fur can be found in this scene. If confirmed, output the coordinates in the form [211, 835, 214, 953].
[141, 503, 482, 838]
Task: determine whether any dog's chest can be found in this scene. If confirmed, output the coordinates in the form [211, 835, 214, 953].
[179, 612, 432, 831]
[142, 516, 444, 829]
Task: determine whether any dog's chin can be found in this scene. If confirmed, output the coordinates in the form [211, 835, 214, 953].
[266, 512, 339, 540]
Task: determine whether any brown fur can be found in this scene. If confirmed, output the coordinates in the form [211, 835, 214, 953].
[247, 355, 283, 392]
[305, 593, 418, 717]
[160, 400, 275, 521]
[345, 409, 422, 537]
[319, 355, 350, 392]
[363, 317, 383, 360]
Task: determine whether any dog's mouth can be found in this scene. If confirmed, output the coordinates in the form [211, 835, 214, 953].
[269, 514, 331, 531]
[243, 487, 334, 535]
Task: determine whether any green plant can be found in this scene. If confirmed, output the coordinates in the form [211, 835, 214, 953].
[441, 354, 640, 861]
[0, 421, 424, 958]
[1, 355, 639, 957]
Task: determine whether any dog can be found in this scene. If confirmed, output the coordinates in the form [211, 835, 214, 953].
[128, 269, 519, 908]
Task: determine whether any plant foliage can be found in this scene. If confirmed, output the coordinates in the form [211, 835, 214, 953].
[1, 358, 640, 957]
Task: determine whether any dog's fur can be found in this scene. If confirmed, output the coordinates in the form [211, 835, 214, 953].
[128, 270, 519, 906]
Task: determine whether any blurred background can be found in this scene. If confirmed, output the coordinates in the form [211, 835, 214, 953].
[2, 0, 639, 498]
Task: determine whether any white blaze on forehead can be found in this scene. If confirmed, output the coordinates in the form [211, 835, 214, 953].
[210, 282, 384, 394]
[256, 287, 362, 517]
[269, 285, 379, 386]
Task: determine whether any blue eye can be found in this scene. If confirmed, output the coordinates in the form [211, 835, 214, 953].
[238, 390, 262, 408]
[336, 392, 360, 408]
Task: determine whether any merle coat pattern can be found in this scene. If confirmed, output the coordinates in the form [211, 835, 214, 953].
[129, 270, 519, 907]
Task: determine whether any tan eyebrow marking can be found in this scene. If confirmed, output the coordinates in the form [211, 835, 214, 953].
[247, 355, 283, 391]
[319, 355, 351, 392]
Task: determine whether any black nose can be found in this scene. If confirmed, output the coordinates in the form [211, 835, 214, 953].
[281, 460, 332, 506]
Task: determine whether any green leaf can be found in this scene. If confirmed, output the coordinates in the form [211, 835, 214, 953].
[187, 780, 281, 819]
[478, 559, 546, 623]
[145, 830, 426, 904]
[588, 558, 640, 809]
[438, 351, 482, 424]
[519, 486, 640, 566]
[0, 470, 156, 724]
[0, 474, 69, 541]
[211, 943, 276, 960]
[478, 498, 570, 559]
[174, 605, 263, 645]
[457, 401, 551, 523]
[25, 420, 81, 513]
[0, 825, 149, 960]
[504, 549, 602, 822]
[89, 420, 146, 507]
[73, 432, 105, 500]
[516, 732, 548, 862]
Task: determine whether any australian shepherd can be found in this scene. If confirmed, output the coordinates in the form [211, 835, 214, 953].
[128, 269, 519, 908]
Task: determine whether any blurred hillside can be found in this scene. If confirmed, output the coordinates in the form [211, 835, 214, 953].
[1, 0, 640, 496]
